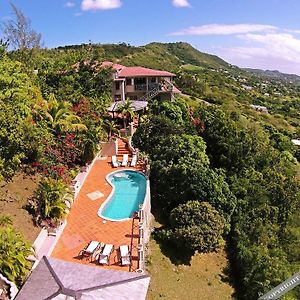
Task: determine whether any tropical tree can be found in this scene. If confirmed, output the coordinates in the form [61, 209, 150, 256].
[117, 100, 135, 129]
[34, 177, 71, 223]
[34, 94, 87, 134]
[103, 118, 120, 140]
[0, 226, 33, 283]
[168, 201, 225, 252]
[0, 39, 8, 57]
[0, 55, 44, 179]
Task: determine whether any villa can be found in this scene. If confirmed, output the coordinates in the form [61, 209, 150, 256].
[103, 61, 181, 113]
[12, 62, 180, 300]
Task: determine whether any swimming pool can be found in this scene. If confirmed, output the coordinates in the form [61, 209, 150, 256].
[98, 170, 147, 221]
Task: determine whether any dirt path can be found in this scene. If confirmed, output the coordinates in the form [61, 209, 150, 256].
[0, 172, 41, 242]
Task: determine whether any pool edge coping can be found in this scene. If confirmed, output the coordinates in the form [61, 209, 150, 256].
[97, 168, 148, 222]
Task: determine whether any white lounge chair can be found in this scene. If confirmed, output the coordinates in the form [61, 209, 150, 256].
[99, 244, 114, 265]
[130, 154, 137, 167]
[119, 245, 131, 266]
[111, 155, 119, 168]
[79, 240, 101, 260]
[121, 154, 128, 167]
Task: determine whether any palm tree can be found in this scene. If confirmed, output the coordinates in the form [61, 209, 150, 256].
[103, 118, 119, 140]
[34, 94, 87, 134]
[0, 226, 33, 283]
[117, 100, 135, 129]
[35, 177, 71, 222]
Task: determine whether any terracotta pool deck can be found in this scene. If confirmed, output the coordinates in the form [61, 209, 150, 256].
[51, 156, 145, 272]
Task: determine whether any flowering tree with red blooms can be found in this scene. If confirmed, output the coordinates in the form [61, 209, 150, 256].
[34, 132, 82, 181]
[72, 97, 102, 125]
[72, 97, 107, 162]
[72, 97, 95, 119]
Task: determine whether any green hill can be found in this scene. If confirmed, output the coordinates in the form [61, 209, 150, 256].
[55, 42, 231, 71]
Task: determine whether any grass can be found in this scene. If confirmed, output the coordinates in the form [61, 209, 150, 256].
[146, 223, 235, 300]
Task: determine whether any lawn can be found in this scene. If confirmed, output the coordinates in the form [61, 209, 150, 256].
[146, 229, 235, 300]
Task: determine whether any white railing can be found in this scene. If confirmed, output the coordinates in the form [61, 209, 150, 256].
[0, 273, 18, 299]
[136, 175, 152, 272]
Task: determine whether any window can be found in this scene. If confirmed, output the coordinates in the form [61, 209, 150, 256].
[126, 78, 132, 86]
[115, 82, 120, 90]
[150, 77, 156, 83]
[135, 77, 146, 85]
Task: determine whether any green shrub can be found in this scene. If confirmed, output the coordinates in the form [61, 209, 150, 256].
[34, 177, 71, 223]
[169, 201, 225, 253]
[0, 226, 33, 284]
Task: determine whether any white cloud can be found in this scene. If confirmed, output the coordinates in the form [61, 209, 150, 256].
[285, 29, 300, 34]
[170, 23, 277, 36]
[81, 0, 122, 11]
[65, 1, 76, 8]
[238, 33, 300, 63]
[216, 33, 300, 74]
[168, 22, 300, 74]
[172, 0, 190, 8]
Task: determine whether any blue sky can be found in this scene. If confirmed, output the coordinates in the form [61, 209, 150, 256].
[1, 0, 300, 74]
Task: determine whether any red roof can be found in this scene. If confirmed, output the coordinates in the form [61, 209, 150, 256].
[118, 66, 176, 78]
[101, 61, 125, 71]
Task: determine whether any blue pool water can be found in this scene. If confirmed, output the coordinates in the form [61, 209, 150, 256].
[99, 170, 147, 221]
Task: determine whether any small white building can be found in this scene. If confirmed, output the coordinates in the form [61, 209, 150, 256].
[250, 104, 268, 114]
[291, 139, 300, 148]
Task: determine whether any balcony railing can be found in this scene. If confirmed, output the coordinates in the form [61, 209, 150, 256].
[134, 83, 159, 91]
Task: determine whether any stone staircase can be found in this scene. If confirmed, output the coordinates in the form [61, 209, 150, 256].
[117, 139, 131, 159]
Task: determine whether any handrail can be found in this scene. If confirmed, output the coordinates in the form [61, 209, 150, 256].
[138, 79, 173, 102]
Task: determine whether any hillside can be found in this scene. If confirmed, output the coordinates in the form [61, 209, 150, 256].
[36, 42, 300, 132]
[2, 41, 300, 299]
[244, 68, 300, 83]
[55, 42, 231, 71]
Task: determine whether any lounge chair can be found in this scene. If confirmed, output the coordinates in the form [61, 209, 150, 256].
[111, 155, 119, 168]
[98, 244, 114, 265]
[121, 154, 128, 167]
[78, 240, 102, 261]
[130, 154, 137, 167]
[119, 245, 131, 266]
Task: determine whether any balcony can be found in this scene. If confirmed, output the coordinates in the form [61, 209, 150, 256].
[134, 83, 160, 91]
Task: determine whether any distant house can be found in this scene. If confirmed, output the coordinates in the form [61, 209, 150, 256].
[102, 61, 181, 103]
[241, 84, 253, 91]
[15, 256, 150, 300]
[291, 139, 300, 148]
[250, 104, 268, 114]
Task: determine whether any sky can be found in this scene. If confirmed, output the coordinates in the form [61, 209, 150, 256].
[1, 0, 300, 75]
